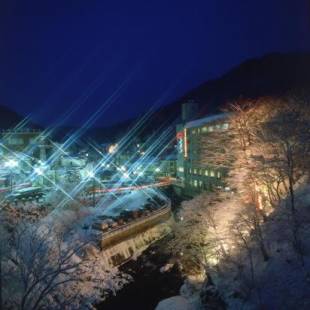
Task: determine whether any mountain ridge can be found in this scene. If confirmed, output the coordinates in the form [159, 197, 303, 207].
[1, 52, 310, 141]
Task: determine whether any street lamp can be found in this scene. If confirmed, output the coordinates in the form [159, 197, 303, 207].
[123, 172, 130, 179]
[85, 170, 95, 178]
[34, 166, 44, 175]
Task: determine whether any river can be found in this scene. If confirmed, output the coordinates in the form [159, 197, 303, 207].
[96, 235, 184, 310]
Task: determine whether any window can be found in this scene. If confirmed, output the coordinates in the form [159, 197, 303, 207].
[192, 129, 196, 134]
[178, 167, 184, 172]
[184, 128, 188, 158]
[197, 128, 201, 134]
[210, 170, 215, 177]
[189, 168, 192, 174]
[217, 171, 221, 178]
[216, 124, 221, 129]
[194, 180, 198, 187]
[193, 168, 197, 174]
[8, 137, 23, 145]
[205, 170, 209, 176]
[222, 123, 229, 130]
[202, 126, 208, 133]
[199, 180, 203, 187]
[209, 126, 214, 132]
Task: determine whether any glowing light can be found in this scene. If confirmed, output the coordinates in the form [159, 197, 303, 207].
[34, 167, 44, 175]
[123, 172, 130, 179]
[207, 257, 219, 266]
[258, 194, 263, 210]
[108, 144, 118, 154]
[86, 170, 95, 178]
[155, 167, 161, 172]
[4, 159, 18, 168]
[184, 128, 188, 158]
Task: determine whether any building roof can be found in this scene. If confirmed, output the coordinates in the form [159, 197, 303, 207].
[184, 113, 231, 129]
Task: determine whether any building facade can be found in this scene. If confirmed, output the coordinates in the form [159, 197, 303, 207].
[175, 113, 231, 197]
[0, 129, 51, 162]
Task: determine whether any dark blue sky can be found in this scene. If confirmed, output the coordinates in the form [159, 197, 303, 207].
[1, 0, 309, 127]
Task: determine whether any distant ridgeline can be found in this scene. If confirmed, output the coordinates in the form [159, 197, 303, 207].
[1, 52, 310, 142]
[84, 52, 310, 142]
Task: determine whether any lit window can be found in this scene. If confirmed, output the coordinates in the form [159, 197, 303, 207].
[202, 126, 208, 132]
[216, 124, 221, 129]
[217, 171, 221, 178]
[184, 128, 188, 158]
[205, 170, 209, 176]
[210, 170, 215, 177]
[199, 180, 203, 187]
[189, 168, 192, 174]
[209, 126, 213, 132]
[178, 167, 184, 172]
[223, 123, 229, 130]
[194, 180, 198, 187]
[193, 168, 197, 174]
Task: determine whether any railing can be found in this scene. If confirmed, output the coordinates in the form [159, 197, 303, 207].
[0, 182, 32, 193]
[88, 180, 173, 196]
[94, 201, 171, 240]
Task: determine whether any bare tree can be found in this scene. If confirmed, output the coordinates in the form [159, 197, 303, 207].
[249, 99, 310, 263]
[168, 194, 216, 275]
[2, 223, 90, 310]
[225, 97, 310, 262]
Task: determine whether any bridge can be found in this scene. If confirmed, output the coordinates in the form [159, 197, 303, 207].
[86, 178, 173, 196]
[89, 201, 172, 267]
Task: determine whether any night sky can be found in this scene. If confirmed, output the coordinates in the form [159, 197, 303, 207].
[1, 0, 309, 127]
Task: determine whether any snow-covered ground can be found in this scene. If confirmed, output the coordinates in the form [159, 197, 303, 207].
[156, 296, 194, 310]
[100, 188, 164, 216]
[46, 187, 166, 229]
